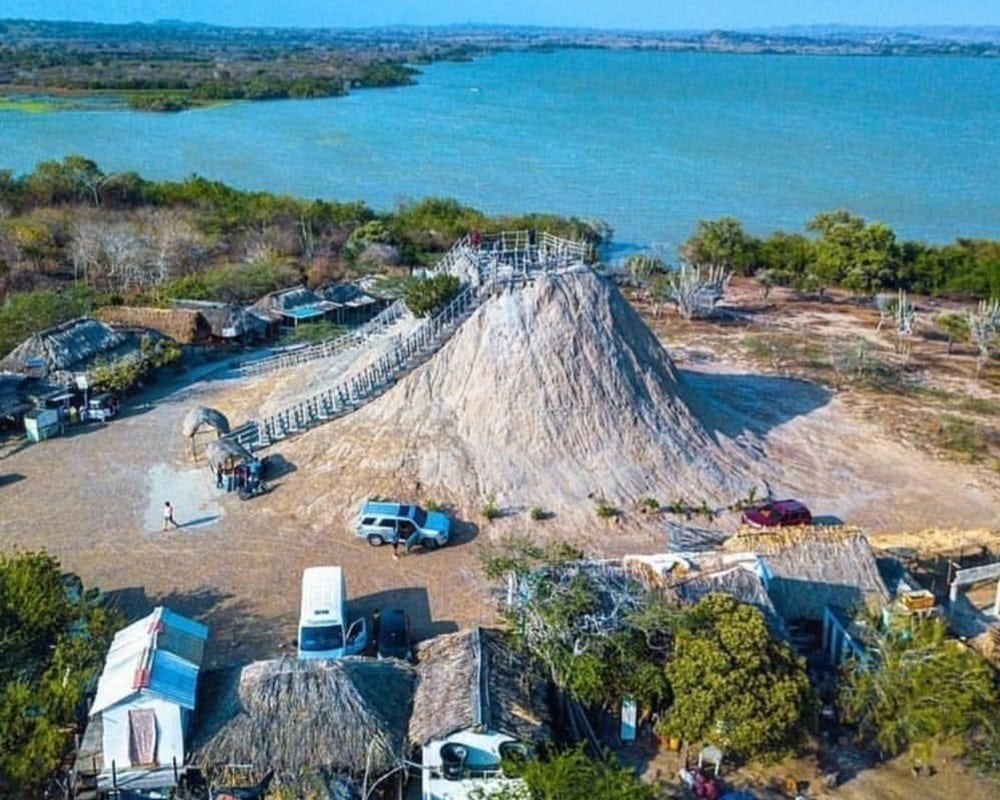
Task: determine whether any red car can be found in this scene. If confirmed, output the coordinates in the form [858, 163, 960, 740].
[741, 499, 812, 528]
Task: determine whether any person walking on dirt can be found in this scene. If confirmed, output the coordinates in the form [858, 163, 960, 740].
[162, 501, 180, 531]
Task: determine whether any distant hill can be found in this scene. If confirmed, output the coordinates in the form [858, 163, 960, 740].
[760, 24, 1000, 44]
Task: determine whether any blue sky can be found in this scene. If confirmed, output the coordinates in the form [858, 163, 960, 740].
[3, 1, 1000, 30]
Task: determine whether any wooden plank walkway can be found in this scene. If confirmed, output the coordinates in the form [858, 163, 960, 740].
[225, 231, 589, 451]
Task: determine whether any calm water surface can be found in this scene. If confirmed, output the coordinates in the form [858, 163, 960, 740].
[2, 49, 999, 252]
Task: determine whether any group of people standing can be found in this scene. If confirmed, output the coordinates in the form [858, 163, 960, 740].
[214, 457, 264, 492]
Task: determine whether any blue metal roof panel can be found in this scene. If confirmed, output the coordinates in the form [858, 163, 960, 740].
[145, 649, 200, 710]
[90, 606, 207, 715]
[280, 304, 329, 320]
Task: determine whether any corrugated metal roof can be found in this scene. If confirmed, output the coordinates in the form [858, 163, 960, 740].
[90, 606, 208, 715]
[145, 649, 202, 709]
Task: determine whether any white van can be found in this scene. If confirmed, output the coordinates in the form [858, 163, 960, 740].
[297, 566, 367, 660]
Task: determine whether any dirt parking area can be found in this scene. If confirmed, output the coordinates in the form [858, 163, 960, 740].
[0, 354, 516, 668]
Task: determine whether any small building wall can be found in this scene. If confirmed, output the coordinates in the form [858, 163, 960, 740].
[102, 697, 185, 771]
[421, 728, 525, 800]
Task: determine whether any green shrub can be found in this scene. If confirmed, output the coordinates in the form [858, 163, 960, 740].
[595, 501, 617, 519]
[529, 506, 545, 521]
[481, 494, 499, 521]
[640, 497, 660, 512]
[401, 273, 461, 318]
[279, 321, 347, 346]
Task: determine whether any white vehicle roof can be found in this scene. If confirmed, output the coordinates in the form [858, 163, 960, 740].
[300, 565, 345, 626]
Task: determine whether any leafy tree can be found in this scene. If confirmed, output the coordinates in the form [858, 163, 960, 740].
[388, 197, 487, 253]
[807, 210, 900, 296]
[401, 272, 461, 318]
[0, 168, 24, 215]
[21, 155, 108, 207]
[89, 355, 145, 393]
[839, 617, 997, 758]
[156, 271, 215, 303]
[757, 231, 814, 285]
[0, 284, 106, 358]
[206, 261, 302, 304]
[344, 219, 394, 264]
[0, 551, 121, 798]
[659, 594, 814, 762]
[475, 746, 656, 800]
[484, 535, 673, 715]
[680, 217, 760, 276]
[948, 239, 1000, 298]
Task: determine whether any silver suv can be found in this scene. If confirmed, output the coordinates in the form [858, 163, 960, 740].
[353, 500, 451, 550]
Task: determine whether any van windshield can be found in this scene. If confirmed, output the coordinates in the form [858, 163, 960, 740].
[412, 507, 427, 527]
[299, 624, 344, 652]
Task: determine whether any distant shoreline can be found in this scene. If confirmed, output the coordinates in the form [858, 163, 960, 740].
[1, 19, 999, 113]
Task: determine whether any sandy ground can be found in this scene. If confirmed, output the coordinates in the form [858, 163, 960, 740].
[1, 282, 998, 800]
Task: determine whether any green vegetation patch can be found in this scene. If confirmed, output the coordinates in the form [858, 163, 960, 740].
[0, 551, 122, 796]
[0, 96, 57, 113]
[931, 414, 998, 462]
[279, 321, 348, 346]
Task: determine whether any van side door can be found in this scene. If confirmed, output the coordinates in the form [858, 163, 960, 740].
[345, 617, 368, 655]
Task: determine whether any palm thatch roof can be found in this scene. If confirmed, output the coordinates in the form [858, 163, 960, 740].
[725, 526, 891, 622]
[97, 306, 209, 344]
[0, 316, 133, 384]
[622, 552, 785, 633]
[193, 657, 415, 782]
[204, 438, 251, 471]
[182, 406, 230, 438]
[171, 299, 265, 339]
[409, 628, 551, 747]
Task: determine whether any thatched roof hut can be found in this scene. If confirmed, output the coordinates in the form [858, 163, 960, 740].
[97, 306, 209, 345]
[193, 658, 414, 783]
[0, 316, 135, 385]
[204, 438, 251, 471]
[726, 526, 891, 622]
[171, 299, 265, 340]
[409, 628, 551, 747]
[316, 280, 391, 325]
[182, 406, 230, 438]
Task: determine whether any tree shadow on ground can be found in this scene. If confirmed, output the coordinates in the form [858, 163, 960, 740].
[103, 584, 284, 668]
[680, 370, 833, 442]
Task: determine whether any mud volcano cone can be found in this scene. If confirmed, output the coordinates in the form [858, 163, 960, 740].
[300, 270, 754, 509]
